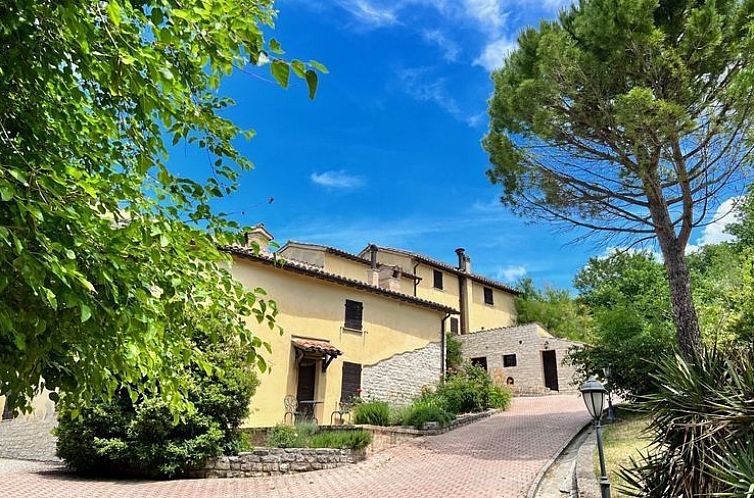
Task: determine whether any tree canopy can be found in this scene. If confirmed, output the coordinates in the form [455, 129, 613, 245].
[484, 0, 754, 356]
[0, 0, 324, 412]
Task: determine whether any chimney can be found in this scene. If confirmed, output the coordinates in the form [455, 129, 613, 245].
[367, 244, 379, 286]
[245, 224, 274, 254]
[455, 248, 471, 272]
[455, 248, 470, 334]
[378, 265, 402, 292]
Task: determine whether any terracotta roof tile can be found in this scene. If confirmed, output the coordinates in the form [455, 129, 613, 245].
[292, 338, 343, 356]
[220, 245, 458, 314]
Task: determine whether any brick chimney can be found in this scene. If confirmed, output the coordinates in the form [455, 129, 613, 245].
[244, 224, 274, 254]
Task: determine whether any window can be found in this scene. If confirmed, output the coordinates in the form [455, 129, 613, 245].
[449, 317, 459, 334]
[344, 299, 363, 330]
[503, 354, 517, 367]
[470, 356, 487, 371]
[483, 287, 494, 305]
[433, 269, 443, 289]
[341, 362, 362, 403]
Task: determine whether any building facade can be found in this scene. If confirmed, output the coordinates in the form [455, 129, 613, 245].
[458, 323, 582, 395]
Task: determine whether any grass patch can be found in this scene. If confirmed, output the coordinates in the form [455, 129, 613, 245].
[594, 406, 651, 497]
[266, 423, 372, 450]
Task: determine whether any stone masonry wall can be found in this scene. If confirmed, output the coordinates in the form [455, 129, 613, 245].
[0, 415, 58, 461]
[0, 391, 59, 461]
[459, 323, 582, 395]
[189, 447, 362, 478]
[362, 342, 442, 404]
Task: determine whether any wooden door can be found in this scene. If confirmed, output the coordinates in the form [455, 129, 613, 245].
[296, 361, 317, 419]
[542, 350, 559, 391]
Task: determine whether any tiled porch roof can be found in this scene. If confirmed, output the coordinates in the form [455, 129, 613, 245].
[292, 338, 343, 356]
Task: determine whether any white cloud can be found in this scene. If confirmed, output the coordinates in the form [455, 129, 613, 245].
[463, 0, 506, 33]
[686, 197, 742, 253]
[495, 264, 527, 282]
[474, 37, 517, 71]
[471, 197, 503, 213]
[337, 0, 397, 27]
[466, 111, 487, 128]
[395, 67, 460, 116]
[310, 170, 365, 190]
[422, 29, 461, 62]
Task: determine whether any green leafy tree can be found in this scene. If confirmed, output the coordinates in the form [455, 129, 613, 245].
[0, 1, 324, 411]
[514, 277, 593, 342]
[568, 251, 675, 396]
[484, 0, 754, 357]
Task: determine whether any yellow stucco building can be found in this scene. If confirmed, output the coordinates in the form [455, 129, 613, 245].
[217, 226, 523, 428]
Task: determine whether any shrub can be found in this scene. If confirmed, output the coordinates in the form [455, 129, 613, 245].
[488, 385, 512, 410]
[266, 424, 298, 448]
[403, 401, 455, 430]
[55, 331, 259, 478]
[353, 400, 390, 426]
[436, 364, 493, 414]
[620, 348, 754, 497]
[388, 405, 410, 426]
[445, 333, 464, 370]
[307, 430, 372, 450]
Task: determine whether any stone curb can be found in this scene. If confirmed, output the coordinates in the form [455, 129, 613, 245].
[526, 420, 593, 498]
[574, 426, 601, 498]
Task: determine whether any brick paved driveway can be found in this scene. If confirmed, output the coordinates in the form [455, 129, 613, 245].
[1, 395, 590, 498]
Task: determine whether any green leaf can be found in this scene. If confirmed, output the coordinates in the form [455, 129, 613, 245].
[270, 60, 290, 88]
[309, 60, 329, 74]
[80, 304, 92, 323]
[269, 38, 284, 54]
[305, 70, 318, 100]
[107, 2, 121, 28]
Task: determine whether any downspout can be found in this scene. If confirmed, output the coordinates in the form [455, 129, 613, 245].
[412, 261, 421, 297]
[441, 313, 451, 380]
[455, 248, 468, 335]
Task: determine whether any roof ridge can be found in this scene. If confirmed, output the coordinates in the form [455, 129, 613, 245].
[221, 245, 457, 314]
[363, 244, 520, 295]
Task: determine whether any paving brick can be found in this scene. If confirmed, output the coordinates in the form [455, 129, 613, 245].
[0, 395, 590, 498]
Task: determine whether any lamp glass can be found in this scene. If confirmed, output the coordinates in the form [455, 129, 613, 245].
[584, 390, 604, 419]
[580, 378, 607, 420]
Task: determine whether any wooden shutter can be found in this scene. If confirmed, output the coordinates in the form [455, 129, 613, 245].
[483, 287, 494, 305]
[344, 299, 363, 330]
[340, 362, 362, 402]
[449, 317, 459, 334]
[433, 270, 443, 289]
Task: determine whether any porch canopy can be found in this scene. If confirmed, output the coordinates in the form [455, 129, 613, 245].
[292, 338, 343, 372]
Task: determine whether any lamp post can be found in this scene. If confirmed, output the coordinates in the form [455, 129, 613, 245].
[581, 377, 612, 498]
[602, 364, 615, 423]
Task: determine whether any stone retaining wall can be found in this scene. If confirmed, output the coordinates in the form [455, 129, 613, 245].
[0, 415, 59, 462]
[362, 342, 442, 405]
[189, 447, 364, 478]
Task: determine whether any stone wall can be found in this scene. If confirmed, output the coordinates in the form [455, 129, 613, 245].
[362, 341, 442, 404]
[459, 323, 583, 395]
[0, 415, 58, 461]
[189, 447, 363, 478]
[0, 391, 59, 461]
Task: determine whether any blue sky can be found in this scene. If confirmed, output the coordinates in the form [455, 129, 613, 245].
[169, 0, 737, 288]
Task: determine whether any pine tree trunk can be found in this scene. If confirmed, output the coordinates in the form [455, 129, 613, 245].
[661, 238, 703, 357]
[644, 169, 703, 357]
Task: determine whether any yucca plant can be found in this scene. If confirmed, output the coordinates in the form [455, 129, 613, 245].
[620, 348, 754, 497]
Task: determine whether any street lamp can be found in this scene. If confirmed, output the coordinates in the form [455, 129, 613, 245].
[581, 377, 612, 498]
